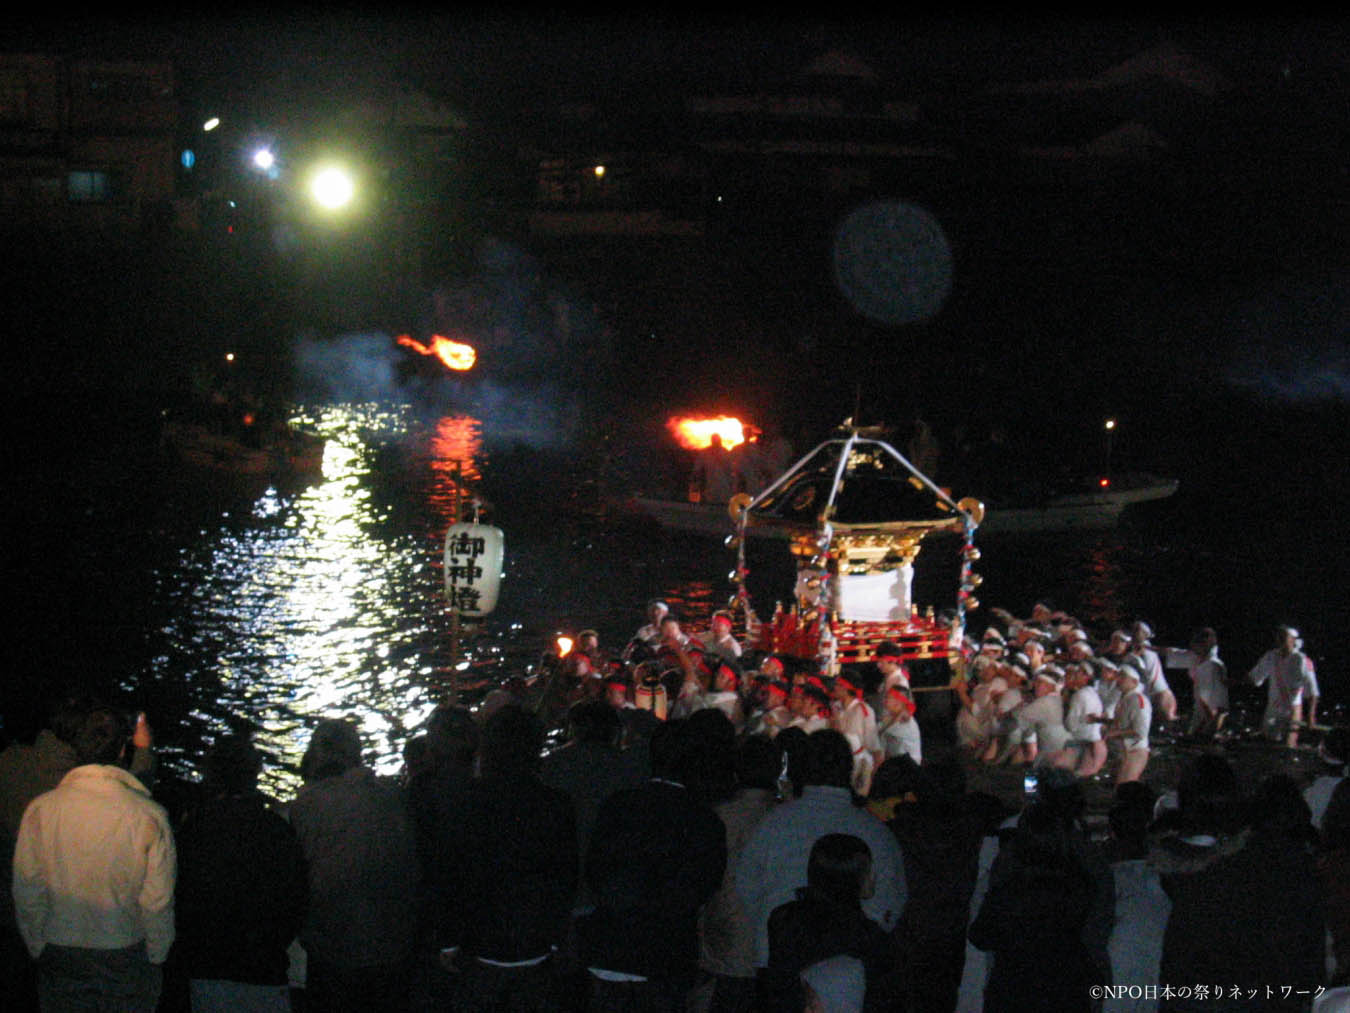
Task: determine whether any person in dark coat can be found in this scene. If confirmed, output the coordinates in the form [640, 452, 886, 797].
[404, 703, 479, 955]
[288, 718, 420, 1013]
[968, 800, 1101, 1013]
[1320, 777, 1350, 987]
[1159, 774, 1326, 1012]
[174, 734, 307, 1011]
[450, 704, 579, 1013]
[764, 833, 893, 1013]
[579, 718, 727, 1012]
[889, 755, 1009, 1013]
[540, 699, 647, 904]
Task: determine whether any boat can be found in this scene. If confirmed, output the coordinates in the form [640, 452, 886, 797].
[622, 495, 784, 539]
[161, 415, 326, 477]
[973, 473, 1179, 534]
[626, 472, 1177, 537]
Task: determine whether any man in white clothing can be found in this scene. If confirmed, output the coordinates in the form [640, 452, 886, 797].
[984, 662, 1029, 764]
[1052, 663, 1108, 777]
[831, 670, 883, 780]
[878, 686, 922, 765]
[874, 641, 911, 692]
[1016, 669, 1071, 764]
[734, 730, 906, 968]
[1131, 621, 1178, 723]
[697, 660, 746, 733]
[745, 679, 793, 739]
[1162, 627, 1228, 741]
[1107, 661, 1152, 784]
[1095, 657, 1123, 721]
[13, 708, 176, 1012]
[788, 681, 832, 735]
[1249, 625, 1320, 747]
[634, 599, 669, 650]
[707, 610, 743, 663]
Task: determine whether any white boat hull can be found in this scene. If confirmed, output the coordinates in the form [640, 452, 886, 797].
[628, 497, 774, 538]
[630, 476, 1178, 538]
[976, 477, 1179, 534]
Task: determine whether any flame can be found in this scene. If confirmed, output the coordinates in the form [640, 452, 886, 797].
[667, 415, 751, 451]
[396, 333, 477, 372]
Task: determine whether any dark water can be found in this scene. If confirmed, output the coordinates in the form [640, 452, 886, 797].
[8, 388, 1346, 803]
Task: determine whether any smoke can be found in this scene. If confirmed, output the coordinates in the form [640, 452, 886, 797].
[294, 332, 403, 403]
[291, 331, 579, 449]
[289, 237, 610, 450]
[1221, 272, 1350, 403]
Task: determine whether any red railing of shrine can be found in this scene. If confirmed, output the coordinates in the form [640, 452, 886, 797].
[751, 612, 951, 665]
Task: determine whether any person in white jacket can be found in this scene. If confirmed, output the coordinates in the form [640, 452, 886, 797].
[734, 730, 906, 969]
[1162, 627, 1228, 741]
[13, 707, 176, 1012]
[1249, 625, 1320, 747]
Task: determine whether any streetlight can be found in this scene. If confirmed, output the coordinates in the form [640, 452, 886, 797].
[309, 165, 355, 211]
[1103, 418, 1117, 483]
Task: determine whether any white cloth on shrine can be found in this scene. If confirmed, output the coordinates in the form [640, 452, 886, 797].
[831, 568, 912, 623]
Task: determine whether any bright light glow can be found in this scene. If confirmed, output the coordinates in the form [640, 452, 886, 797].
[310, 166, 355, 210]
[556, 635, 574, 657]
[594, 165, 606, 178]
[396, 334, 477, 372]
[1099, 477, 1111, 488]
[203, 117, 220, 132]
[1104, 418, 1117, 430]
[224, 352, 235, 363]
[252, 148, 275, 171]
[667, 415, 750, 451]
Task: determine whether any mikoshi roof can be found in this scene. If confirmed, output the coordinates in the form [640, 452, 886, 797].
[737, 422, 982, 538]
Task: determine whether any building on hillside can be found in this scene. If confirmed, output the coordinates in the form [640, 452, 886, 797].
[520, 42, 1237, 244]
[0, 52, 178, 233]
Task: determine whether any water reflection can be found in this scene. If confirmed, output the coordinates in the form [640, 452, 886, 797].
[139, 402, 1221, 803]
[425, 415, 484, 530]
[151, 404, 483, 799]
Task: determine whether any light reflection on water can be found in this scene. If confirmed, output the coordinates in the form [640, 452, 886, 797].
[151, 404, 477, 799]
[146, 392, 1159, 800]
[138, 403, 1338, 802]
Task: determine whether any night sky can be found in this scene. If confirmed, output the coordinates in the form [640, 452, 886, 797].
[6, 13, 1347, 432]
[14, 14, 1348, 119]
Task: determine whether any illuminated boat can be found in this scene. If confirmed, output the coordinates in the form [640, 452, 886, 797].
[712, 421, 984, 675]
[974, 473, 1179, 534]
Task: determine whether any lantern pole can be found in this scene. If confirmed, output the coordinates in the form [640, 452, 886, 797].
[447, 462, 465, 703]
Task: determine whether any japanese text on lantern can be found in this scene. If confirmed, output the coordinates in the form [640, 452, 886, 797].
[443, 523, 504, 617]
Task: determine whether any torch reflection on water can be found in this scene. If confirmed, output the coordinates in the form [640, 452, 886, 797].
[426, 415, 484, 530]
